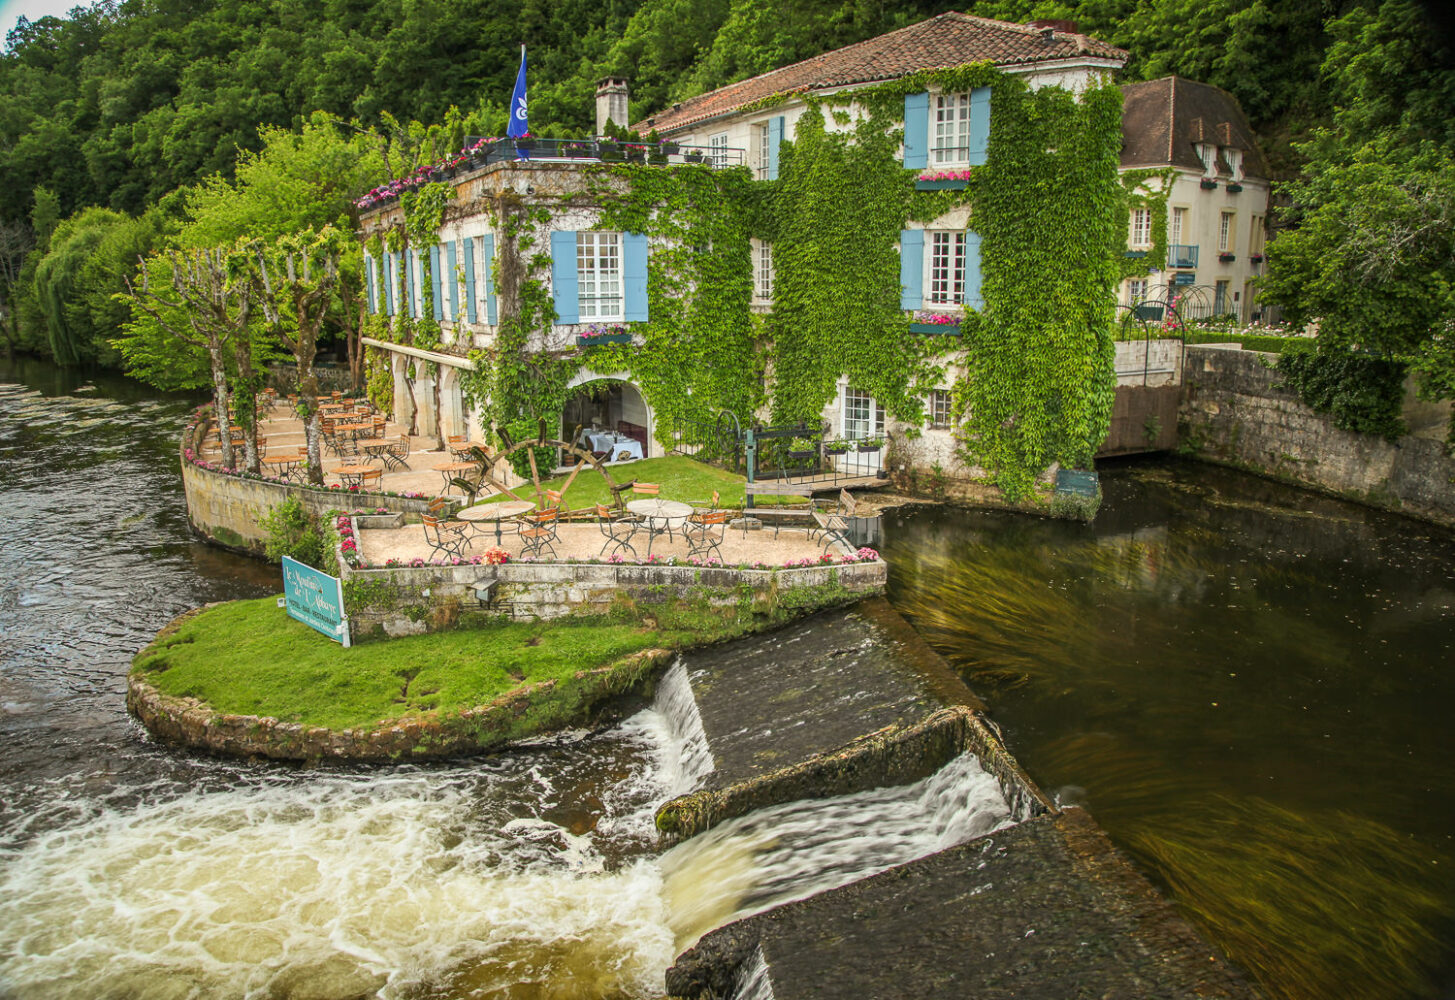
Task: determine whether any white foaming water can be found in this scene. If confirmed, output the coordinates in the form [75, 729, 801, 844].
[660, 752, 1013, 952]
[732, 946, 776, 1000]
[0, 661, 1009, 1000]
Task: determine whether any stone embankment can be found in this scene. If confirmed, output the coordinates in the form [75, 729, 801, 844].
[1180, 344, 1455, 528]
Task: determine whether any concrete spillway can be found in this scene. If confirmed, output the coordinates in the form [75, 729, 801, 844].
[657, 598, 1260, 999]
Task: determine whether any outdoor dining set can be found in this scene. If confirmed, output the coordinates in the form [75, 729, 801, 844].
[419, 481, 858, 563]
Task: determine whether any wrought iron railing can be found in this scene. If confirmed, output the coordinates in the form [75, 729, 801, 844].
[463, 136, 746, 168]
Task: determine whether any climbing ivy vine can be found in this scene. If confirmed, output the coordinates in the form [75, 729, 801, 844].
[358, 66, 1141, 502]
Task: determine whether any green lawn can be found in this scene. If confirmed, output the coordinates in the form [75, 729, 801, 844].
[469, 455, 810, 510]
[135, 597, 690, 731]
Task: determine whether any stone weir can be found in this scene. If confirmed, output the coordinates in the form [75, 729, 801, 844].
[659, 598, 1259, 999]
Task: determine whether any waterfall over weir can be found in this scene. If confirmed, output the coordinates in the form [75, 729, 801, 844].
[1, 652, 1012, 999]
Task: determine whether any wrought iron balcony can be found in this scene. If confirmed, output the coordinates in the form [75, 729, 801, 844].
[463, 136, 746, 168]
[1168, 244, 1199, 268]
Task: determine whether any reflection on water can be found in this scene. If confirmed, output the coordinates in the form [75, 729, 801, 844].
[884, 459, 1455, 1000]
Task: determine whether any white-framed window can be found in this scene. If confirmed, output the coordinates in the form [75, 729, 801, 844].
[1249, 214, 1265, 256]
[933, 93, 971, 165]
[843, 386, 885, 440]
[578, 231, 623, 321]
[709, 132, 729, 168]
[755, 122, 770, 179]
[1224, 147, 1244, 181]
[365, 254, 378, 313]
[928, 231, 966, 305]
[1219, 212, 1235, 254]
[473, 233, 491, 322]
[411, 250, 425, 317]
[1196, 142, 1218, 177]
[754, 241, 774, 302]
[1168, 206, 1187, 246]
[1214, 279, 1230, 315]
[1127, 277, 1148, 306]
[1129, 208, 1152, 248]
[928, 389, 954, 429]
[440, 240, 455, 324]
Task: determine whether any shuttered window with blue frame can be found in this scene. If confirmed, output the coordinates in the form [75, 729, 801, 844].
[550, 230, 649, 325]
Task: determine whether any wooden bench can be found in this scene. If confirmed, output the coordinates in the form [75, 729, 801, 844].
[744, 481, 820, 536]
[812, 489, 858, 552]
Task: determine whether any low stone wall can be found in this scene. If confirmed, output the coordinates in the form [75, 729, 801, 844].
[265, 362, 355, 395]
[1180, 346, 1455, 528]
[127, 606, 677, 762]
[339, 546, 888, 635]
[181, 422, 433, 554]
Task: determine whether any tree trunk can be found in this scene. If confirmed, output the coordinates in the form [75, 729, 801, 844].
[207, 340, 235, 470]
[297, 343, 325, 486]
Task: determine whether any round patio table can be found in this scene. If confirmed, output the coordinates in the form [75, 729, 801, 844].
[332, 463, 375, 489]
[458, 500, 535, 545]
[435, 460, 478, 495]
[626, 498, 692, 555]
[261, 455, 300, 482]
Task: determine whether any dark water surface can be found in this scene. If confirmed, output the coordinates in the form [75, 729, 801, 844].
[883, 461, 1455, 1000]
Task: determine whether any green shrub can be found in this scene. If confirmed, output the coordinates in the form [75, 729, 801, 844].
[260, 496, 325, 568]
[1276, 348, 1408, 441]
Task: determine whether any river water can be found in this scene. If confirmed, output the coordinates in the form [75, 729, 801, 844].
[883, 460, 1455, 1000]
[0, 357, 1014, 998]
[4, 355, 1452, 999]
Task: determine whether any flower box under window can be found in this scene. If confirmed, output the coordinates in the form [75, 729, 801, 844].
[1200, 178, 1219, 190]
[1218, 252, 1236, 263]
[1124, 249, 1148, 259]
[577, 332, 632, 346]
[1250, 253, 1265, 264]
[909, 322, 962, 335]
[1226, 182, 1243, 193]
[915, 178, 970, 191]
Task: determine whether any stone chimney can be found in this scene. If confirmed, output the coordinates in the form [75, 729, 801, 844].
[596, 77, 629, 136]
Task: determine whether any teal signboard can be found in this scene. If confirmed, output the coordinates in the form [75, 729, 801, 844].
[281, 555, 351, 647]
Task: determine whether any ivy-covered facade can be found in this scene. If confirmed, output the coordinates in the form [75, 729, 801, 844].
[356, 12, 1150, 500]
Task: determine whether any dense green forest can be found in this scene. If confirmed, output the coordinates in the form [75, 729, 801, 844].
[0, 0, 1451, 428]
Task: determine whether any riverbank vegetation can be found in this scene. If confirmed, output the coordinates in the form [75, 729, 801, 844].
[133, 596, 691, 732]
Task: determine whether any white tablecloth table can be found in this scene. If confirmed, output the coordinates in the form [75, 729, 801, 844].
[588, 432, 643, 463]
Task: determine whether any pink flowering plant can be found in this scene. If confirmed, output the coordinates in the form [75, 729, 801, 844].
[913, 310, 961, 325]
[917, 168, 972, 182]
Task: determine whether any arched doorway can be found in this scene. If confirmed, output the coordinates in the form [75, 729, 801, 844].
[561, 371, 653, 469]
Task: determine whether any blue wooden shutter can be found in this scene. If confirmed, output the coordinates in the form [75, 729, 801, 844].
[903, 92, 929, 170]
[550, 230, 579, 325]
[429, 245, 443, 321]
[404, 248, 415, 318]
[364, 254, 376, 314]
[483, 234, 498, 324]
[963, 230, 983, 310]
[623, 232, 649, 322]
[968, 87, 991, 166]
[899, 230, 924, 310]
[445, 240, 459, 321]
[386, 252, 397, 316]
[462, 237, 477, 323]
[767, 116, 785, 180]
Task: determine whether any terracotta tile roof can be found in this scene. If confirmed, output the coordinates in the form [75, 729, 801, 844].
[1119, 76, 1268, 179]
[635, 12, 1127, 133]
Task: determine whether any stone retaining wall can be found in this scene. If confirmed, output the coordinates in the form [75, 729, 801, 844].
[181, 421, 433, 554]
[339, 542, 888, 635]
[1180, 346, 1455, 528]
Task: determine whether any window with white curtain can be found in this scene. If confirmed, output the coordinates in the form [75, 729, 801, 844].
[933, 93, 971, 164]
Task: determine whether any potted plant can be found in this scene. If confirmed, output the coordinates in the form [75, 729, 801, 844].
[1200, 177, 1219, 190]
[684, 150, 705, 164]
[786, 437, 817, 460]
[856, 436, 884, 453]
[824, 439, 850, 455]
[598, 140, 623, 162]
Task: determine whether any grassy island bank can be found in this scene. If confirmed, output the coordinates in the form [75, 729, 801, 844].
[128, 596, 759, 762]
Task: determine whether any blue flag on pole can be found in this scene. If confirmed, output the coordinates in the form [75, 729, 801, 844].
[507, 47, 528, 140]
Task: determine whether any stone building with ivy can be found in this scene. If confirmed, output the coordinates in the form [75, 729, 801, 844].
[356, 12, 1162, 501]
[1117, 76, 1272, 327]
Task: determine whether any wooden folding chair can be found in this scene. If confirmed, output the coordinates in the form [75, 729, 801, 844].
[520, 508, 561, 559]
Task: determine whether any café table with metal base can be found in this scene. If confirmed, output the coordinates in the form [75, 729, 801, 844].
[625, 498, 692, 556]
[457, 500, 535, 546]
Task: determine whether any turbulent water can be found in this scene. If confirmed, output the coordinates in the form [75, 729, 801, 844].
[0, 358, 1012, 999]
